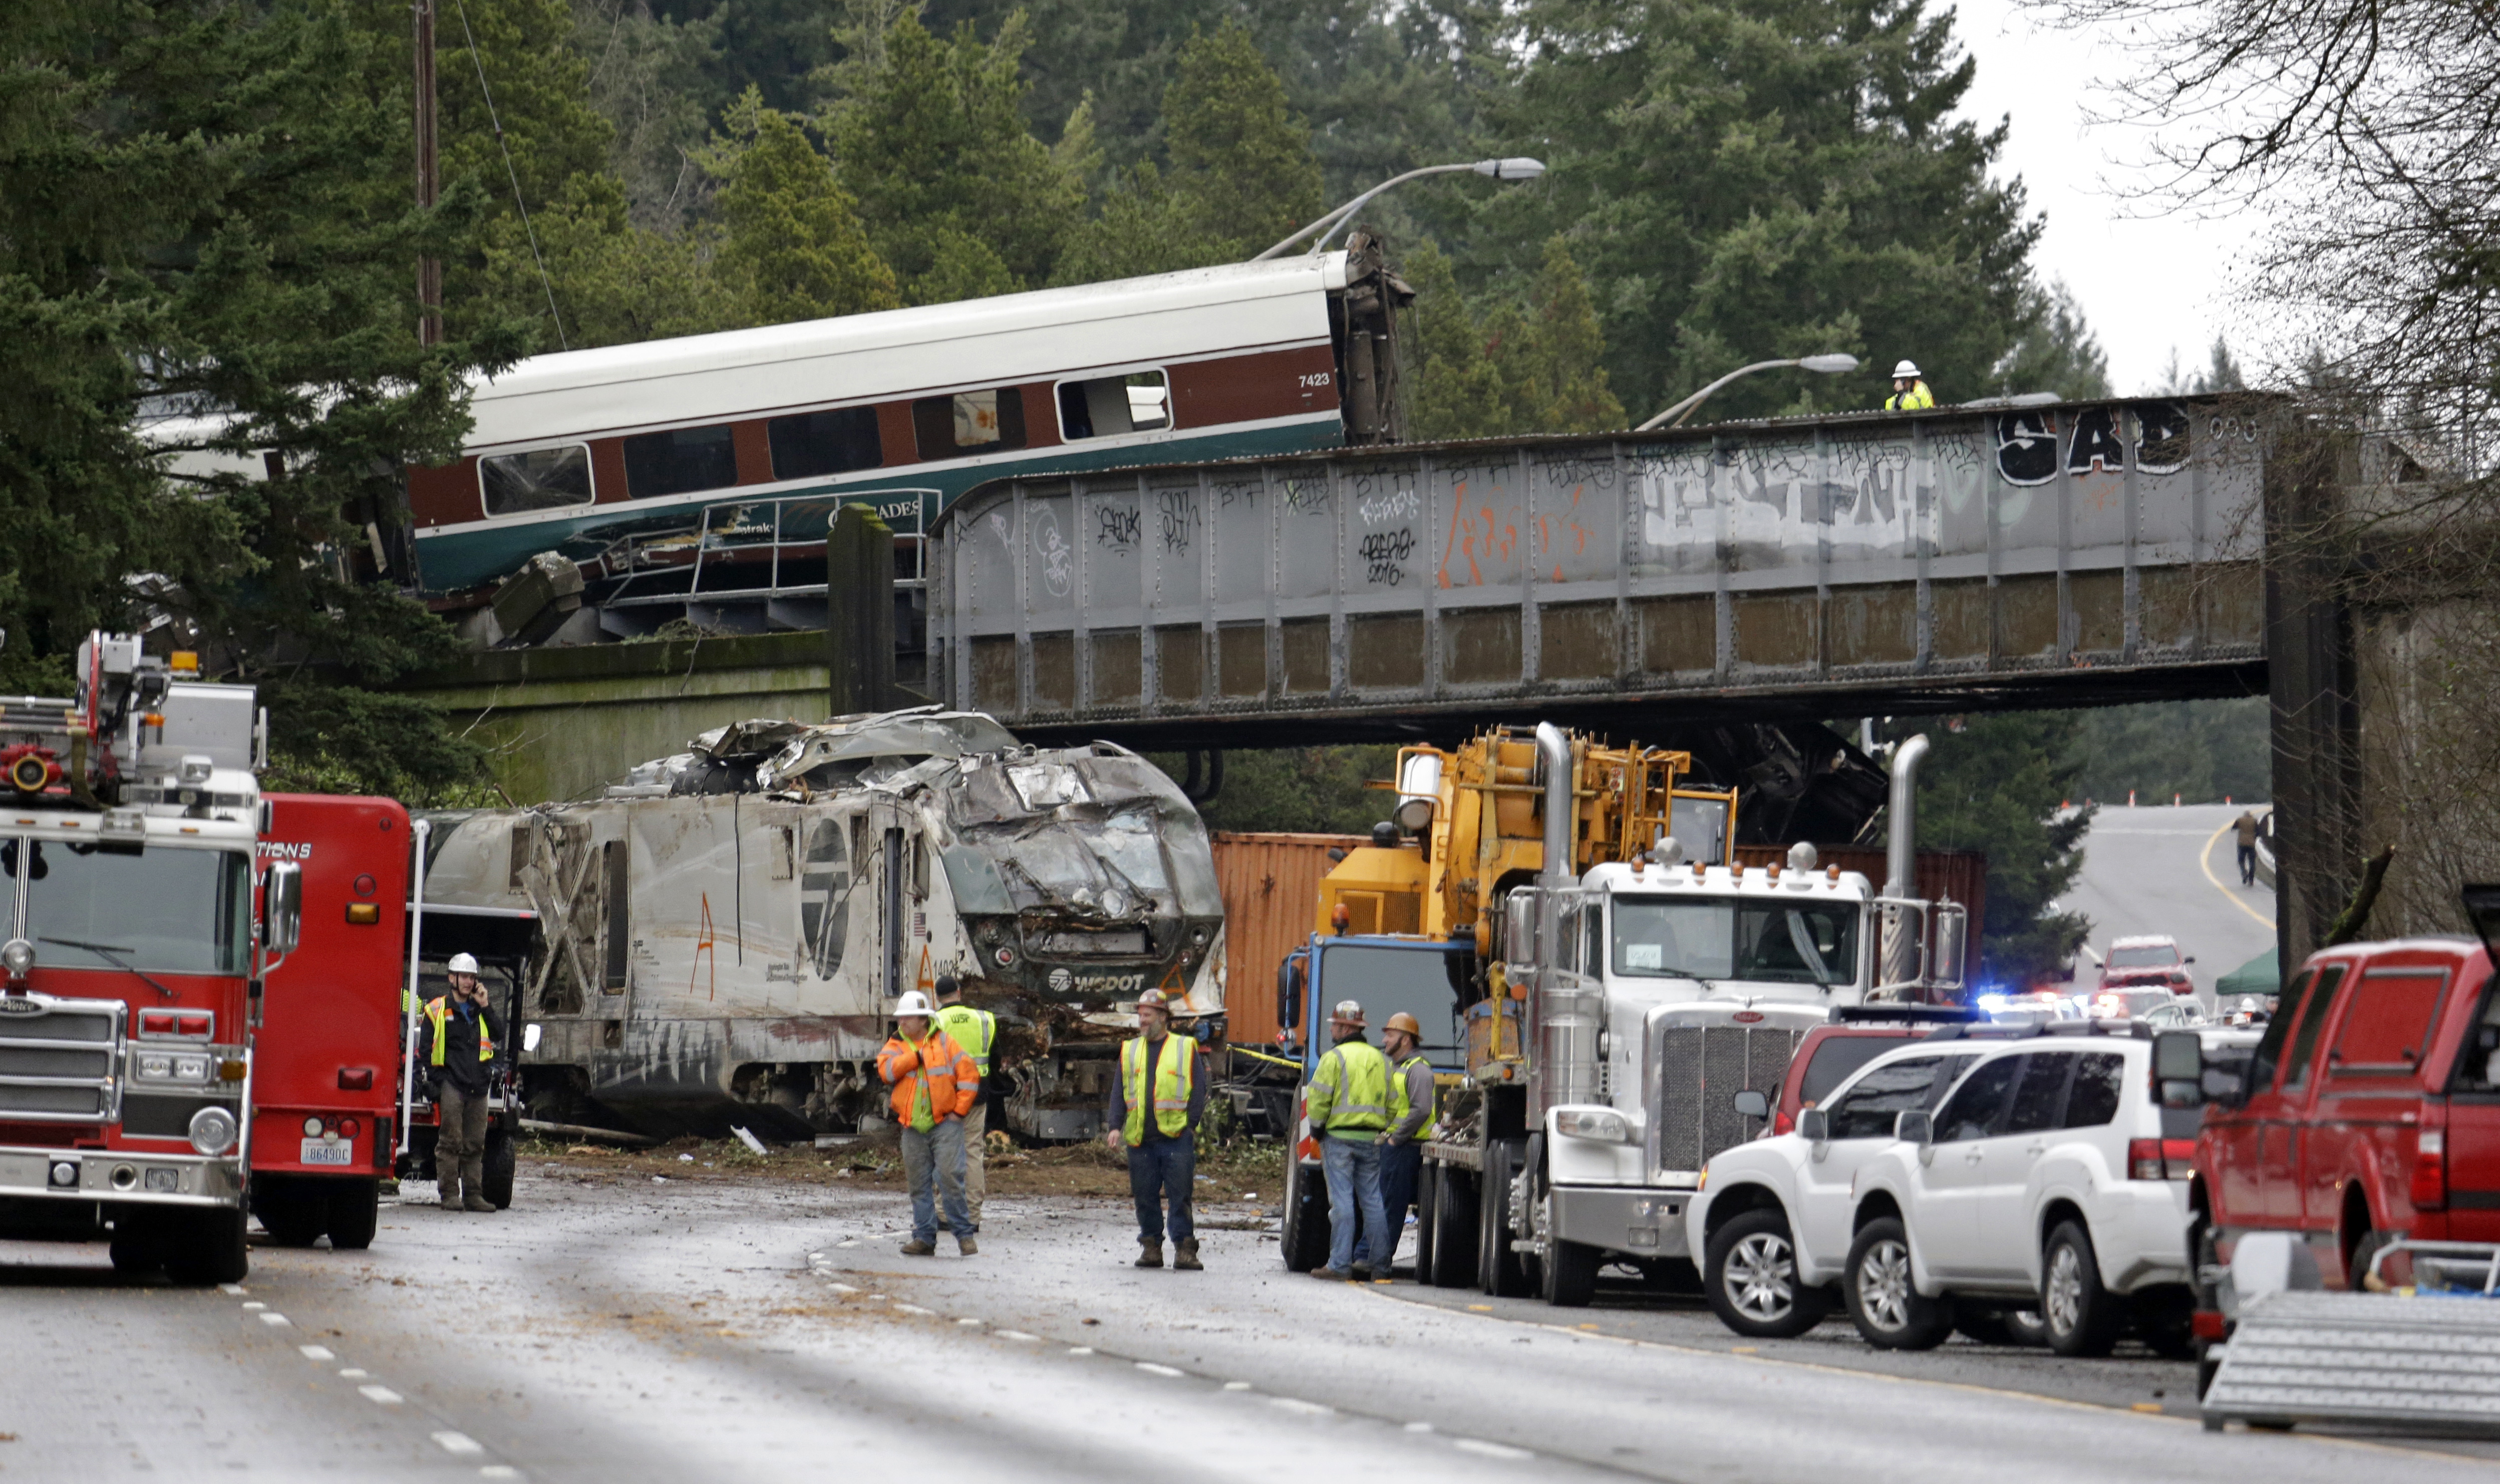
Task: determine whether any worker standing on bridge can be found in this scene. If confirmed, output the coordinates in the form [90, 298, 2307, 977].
[932, 975, 996, 1231]
[1305, 1000, 1392, 1281]
[1378, 1011, 1436, 1273]
[1105, 989, 1207, 1270]
[878, 990, 980, 1257]
[1884, 360, 1935, 411]
[416, 953, 502, 1214]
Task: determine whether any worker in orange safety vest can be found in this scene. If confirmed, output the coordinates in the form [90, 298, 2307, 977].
[876, 989, 981, 1256]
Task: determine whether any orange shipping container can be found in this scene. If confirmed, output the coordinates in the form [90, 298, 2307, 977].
[1211, 832, 1369, 1047]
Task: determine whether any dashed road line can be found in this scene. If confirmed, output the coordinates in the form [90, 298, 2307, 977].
[298, 1345, 335, 1362]
[432, 1431, 485, 1455]
[358, 1384, 405, 1405]
[1271, 1397, 1332, 1416]
[1455, 1438, 1532, 1460]
[1135, 1362, 1184, 1377]
[258, 1312, 292, 1327]
[995, 1330, 1039, 1342]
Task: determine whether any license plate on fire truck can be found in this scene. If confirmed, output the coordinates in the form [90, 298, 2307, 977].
[300, 1140, 355, 1166]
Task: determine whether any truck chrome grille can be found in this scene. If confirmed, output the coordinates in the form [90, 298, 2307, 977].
[0, 996, 122, 1123]
[1652, 1023, 1805, 1174]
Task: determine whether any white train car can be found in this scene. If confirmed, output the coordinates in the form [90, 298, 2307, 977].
[403, 246, 1405, 607]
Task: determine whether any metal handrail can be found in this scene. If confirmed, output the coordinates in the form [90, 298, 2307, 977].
[590, 488, 936, 609]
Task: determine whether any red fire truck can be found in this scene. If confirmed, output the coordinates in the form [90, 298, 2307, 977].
[0, 633, 299, 1285]
[246, 794, 409, 1248]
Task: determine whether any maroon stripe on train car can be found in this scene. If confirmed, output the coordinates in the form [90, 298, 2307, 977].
[408, 457, 478, 529]
[589, 440, 630, 504]
[731, 420, 774, 486]
[874, 402, 918, 468]
[1017, 384, 1061, 450]
[1170, 345, 1340, 430]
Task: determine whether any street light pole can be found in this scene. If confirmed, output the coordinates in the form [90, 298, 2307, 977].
[1635, 353, 1861, 431]
[1250, 158, 1546, 262]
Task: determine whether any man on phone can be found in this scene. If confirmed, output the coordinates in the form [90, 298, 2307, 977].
[416, 952, 503, 1213]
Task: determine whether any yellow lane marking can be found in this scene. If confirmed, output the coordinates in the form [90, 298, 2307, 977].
[2200, 817, 2278, 930]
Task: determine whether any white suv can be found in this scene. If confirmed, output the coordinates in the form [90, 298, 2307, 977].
[1688, 1038, 1991, 1338]
[1843, 1032, 2199, 1356]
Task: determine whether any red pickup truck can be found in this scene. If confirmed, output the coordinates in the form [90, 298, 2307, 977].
[2182, 910, 2500, 1311]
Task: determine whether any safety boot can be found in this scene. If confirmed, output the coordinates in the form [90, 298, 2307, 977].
[1136, 1241, 1164, 1268]
[900, 1239, 936, 1256]
[461, 1159, 492, 1212]
[438, 1178, 461, 1211]
[958, 1235, 978, 1257]
[1173, 1239, 1202, 1271]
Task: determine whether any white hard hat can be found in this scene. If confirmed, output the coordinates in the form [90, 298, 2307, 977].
[893, 990, 935, 1017]
[1892, 360, 1922, 380]
[446, 952, 480, 975]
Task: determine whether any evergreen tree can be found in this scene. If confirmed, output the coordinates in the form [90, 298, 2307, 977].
[823, 10, 1082, 297]
[1895, 715, 2093, 985]
[1, 0, 521, 792]
[1161, 19, 1324, 251]
[1993, 279, 2110, 401]
[568, 0, 725, 233]
[1492, 238, 1626, 432]
[716, 103, 899, 322]
[1050, 162, 1227, 286]
[1404, 240, 1512, 439]
[483, 174, 746, 347]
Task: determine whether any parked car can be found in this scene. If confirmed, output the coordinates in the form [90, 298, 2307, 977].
[2100, 934, 2195, 995]
[1692, 1037, 1994, 1337]
[1765, 1009, 1980, 1136]
[2088, 986, 2185, 1022]
[1842, 1027, 2211, 1357]
[1979, 991, 2085, 1026]
[2180, 922, 2500, 1311]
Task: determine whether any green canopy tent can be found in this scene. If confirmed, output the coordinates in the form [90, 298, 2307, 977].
[2217, 947, 2280, 1000]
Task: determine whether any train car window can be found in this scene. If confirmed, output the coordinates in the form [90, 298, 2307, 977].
[1056, 371, 1171, 440]
[768, 406, 884, 480]
[479, 445, 594, 516]
[912, 388, 1026, 459]
[621, 424, 738, 498]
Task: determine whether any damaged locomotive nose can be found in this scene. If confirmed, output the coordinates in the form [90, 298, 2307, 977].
[414, 706, 1224, 1148]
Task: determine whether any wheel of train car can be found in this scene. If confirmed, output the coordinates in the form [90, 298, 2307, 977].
[253, 1179, 325, 1248]
[482, 1132, 517, 1210]
[325, 1179, 381, 1250]
[1281, 1156, 1330, 1272]
[1429, 1164, 1479, 1288]
[1477, 1142, 1531, 1298]
[165, 1203, 250, 1286]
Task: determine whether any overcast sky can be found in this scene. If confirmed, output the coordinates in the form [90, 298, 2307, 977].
[1950, 0, 2262, 396]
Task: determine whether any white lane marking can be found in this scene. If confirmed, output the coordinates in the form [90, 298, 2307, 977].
[1067, 1346, 1094, 1356]
[1454, 1439, 1530, 1460]
[240, 1301, 266, 1310]
[995, 1330, 1039, 1342]
[891, 1303, 933, 1316]
[1223, 1381, 1253, 1391]
[298, 1345, 335, 1362]
[1404, 1421, 1434, 1432]
[1271, 1398, 1332, 1416]
[340, 1368, 370, 1379]
[828, 1283, 859, 1294]
[1135, 1362, 1184, 1377]
[220, 1284, 247, 1296]
[955, 1318, 983, 1327]
[358, 1384, 404, 1405]
[807, 1252, 825, 1261]
[258, 1312, 292, 1327]
[481, 1468, 521, 1480]
[432, 1431, 485, 1455]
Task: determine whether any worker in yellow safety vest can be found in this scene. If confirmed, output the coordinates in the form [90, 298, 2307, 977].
[1105, 989, 1207, 1270]
[1377, 1011, 1438, 1274]
[1884, 360, 1935, 411]
[1304, 999, 1392, 1281]
[415, 952, 502, 1213]
[932, 975, 997, 1231]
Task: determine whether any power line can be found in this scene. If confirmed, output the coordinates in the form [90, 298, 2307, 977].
[449, 0, 569, 351]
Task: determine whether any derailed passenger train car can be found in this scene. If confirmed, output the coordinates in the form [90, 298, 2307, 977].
[418, 710, 1224, 1142]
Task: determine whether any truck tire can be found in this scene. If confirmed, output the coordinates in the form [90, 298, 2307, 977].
[1282, 1157, 1330, 1272]
[253, 1179, 325, 1248]
[1414, 1164, 1438, 1277]
[2041, 1220, 2121, 1357]
[1478, 1142, 1530, 1298]
[482, 1132, 517, 1211]
[1430, 1166, 1478, 1288]
[1541, 1193, 1601, 1308]
[165, 1204, 250, 1287]
[1705, 1208, 1830, 1338]
[1844, 1217, 1952, 1350]
[325, 1180, 381, 1250]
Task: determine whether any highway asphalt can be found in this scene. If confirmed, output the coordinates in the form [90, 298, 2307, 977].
[2064, 802, 2279, 1002]
[5, 1166, 2494, 1481]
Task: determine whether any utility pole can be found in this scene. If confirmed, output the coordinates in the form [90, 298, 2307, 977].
[414, 0, 441, 346]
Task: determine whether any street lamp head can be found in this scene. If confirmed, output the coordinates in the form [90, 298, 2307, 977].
[1798, 352, 1860, 375]
[1473, 157, 1547, 181]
